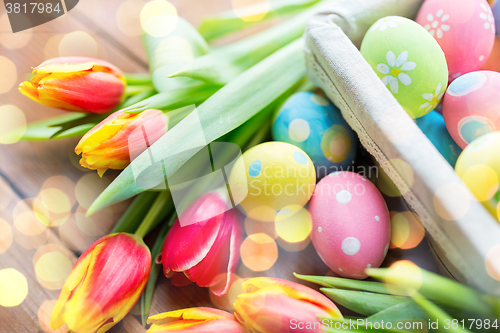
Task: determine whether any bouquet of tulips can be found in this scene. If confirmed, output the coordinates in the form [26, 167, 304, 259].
[10, 0, 500, 332]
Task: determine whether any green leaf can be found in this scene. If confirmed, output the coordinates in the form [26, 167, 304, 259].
[111, 191, 159, 234]
[412, 293, 471, 333]
[122, 81, 219, 114]
[140, 213, 177, 326]
[142, 17, 209, 92]
[294, 273, 397, 295]
[321, 288, 412, 317]
[170, 2, 331, 85]
[88, 38, 306, 214]
[366, 303, 429, 332]
[124, 73, 152, 86]
[199, 0, 321, 41]
[367, 268, 496, 317]
[135, 191, 174, 238]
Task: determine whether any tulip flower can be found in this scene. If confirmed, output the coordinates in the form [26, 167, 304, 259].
[51, 233, 151, 333]
[161, 191, 244, 296]
[234, 277, 343, 333]
[75, 108, 168, 177]
[19, 57, 126, 113]
[146, 307, 246, 333]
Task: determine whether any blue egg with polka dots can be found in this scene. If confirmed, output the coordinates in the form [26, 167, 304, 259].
[272, 92, 358, 178]
[415, 110, 462, 167]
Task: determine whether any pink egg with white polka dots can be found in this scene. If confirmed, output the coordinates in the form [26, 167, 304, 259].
[416, 0, 496, 81]
[309, 171, 391, 279]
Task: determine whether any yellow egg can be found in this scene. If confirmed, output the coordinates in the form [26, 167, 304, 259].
[229, 142, 316, 222]
[455, 132, 500, 222]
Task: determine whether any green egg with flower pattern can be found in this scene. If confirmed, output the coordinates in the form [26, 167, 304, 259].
[361, 16, 448, 119]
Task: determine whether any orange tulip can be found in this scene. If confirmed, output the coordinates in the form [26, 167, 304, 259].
[51, 233, 151, 333]
[234, 277, 343, 333]
[75, 108, 168, 176]
[147, 307, 246, 333]
[19, 57, 126, 113]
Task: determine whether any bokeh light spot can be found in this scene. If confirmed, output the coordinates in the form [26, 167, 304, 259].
[275, 207, 312, 243]
[210, 274, 245, 312]
[0, 56, 17, 94]
[0, 14, 32, 49]
[434, 183, 471, 221]
[116, 0, 146, 37]
[59, 31, 97, 58]
[244, 217, 277, 239]
[231, 0, 270, 22]
[74, 207, 113, 237]
[390, 211, 425, 249]
[485, 244, 500, 281]
[140, 0, 178, 38]
[40, 188, 72, 215]
[240, 233, 278, 271]
[0, 218, 12, 254]
[462, 164, 498, 202]
[14, 211, 47, 236]
[35, 252, 73, 289]
[385, 260, 422, 296]
[0, 105, 26, 144]
[0, 268, 28, 307]
[75, 174, 110, 210]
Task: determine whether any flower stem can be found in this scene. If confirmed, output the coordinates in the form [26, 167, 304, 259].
[124, 73, 153, 86]
[112, 191, 159, 234]
[134, 191, 173, 239]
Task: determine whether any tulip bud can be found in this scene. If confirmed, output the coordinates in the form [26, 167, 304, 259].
[51, 233, 151, 333]
[19, 57, 126, 113]
[146, 307, 246, 333]
[161, 191, 244, 296]
[234, 277, 343, 333]
[75, 108, 168, 177]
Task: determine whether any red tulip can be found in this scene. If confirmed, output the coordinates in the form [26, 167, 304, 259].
[51, 233, 151, 333]
[234, 277, 343, 333]
[161, 191, 244, 296]
[19, 57, 126, 113]
[75, 108, 168, 176]
[146, 307, 246, 333]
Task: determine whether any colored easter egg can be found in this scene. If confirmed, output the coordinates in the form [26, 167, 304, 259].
[493, 0, 500, 35]
[272, 92, 357, 179]
[416, 0, 496, 80]
[309, 171, 391, 279]
[361, 16, 448, 119]
[443, 70, 500, 148]
[228, 142, 316, 222]
[415, 110, 462, 166]
[482, 36, 500, 72]
[455, 132, 500, 222]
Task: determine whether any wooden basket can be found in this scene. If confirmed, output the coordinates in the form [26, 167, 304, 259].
[305, 0, 500, 294]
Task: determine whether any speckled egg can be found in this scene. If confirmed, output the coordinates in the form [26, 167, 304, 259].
[361, 16, 449, 119]
[228, 142, 316, 222]
[415, 110, 462, 166]
[416, 0, 496, 80]
[443, 70, 500, 148]
[272, 92, 357, 179]
[309, 171, 391, 279]
[455, 131, 500, 222]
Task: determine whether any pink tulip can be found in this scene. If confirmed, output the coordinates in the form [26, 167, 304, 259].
[234, 277, 343, 333]
[161, 191, 244, 296]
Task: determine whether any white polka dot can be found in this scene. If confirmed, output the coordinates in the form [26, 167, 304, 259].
[341, 237, 361, 255]
[367, 264, 371, 268]
[375, 215, 380, 221]
[338, 268, 343, 272]
[311, 94, 329, 106]
[361, 177, 367, 181]
[384, 243, 389, 256]
[288, 119, 310, 142]
[336, 190, 352, 204]
[317, 227, 322, 233]
[479, 55, 485, 62]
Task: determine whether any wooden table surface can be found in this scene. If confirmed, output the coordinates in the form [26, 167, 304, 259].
[0, 1, 442, 332]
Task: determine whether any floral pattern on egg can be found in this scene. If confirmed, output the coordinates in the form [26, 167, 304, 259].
[417, 0, 496, 80]
[361, 16, 448, 119]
